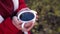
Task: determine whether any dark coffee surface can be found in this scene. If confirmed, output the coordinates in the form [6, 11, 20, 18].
[20, 12, 34, 21]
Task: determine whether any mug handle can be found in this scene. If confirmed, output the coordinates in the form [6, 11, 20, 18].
[22, 22, 28, 34]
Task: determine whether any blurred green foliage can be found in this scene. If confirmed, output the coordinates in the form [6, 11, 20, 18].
[25, 0, 60, 34]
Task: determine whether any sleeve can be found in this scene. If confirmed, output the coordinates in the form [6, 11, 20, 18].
[28, 31, 31, 34]
[18, 0, 27, 11]
[16, 0, 31, 12]
[0, 30, 3, 34]
[0, 17, 19, 34]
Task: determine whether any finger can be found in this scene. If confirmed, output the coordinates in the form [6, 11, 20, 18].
[24, 21, 35, 31]
[24, 22, 32, 28]
[27, 22, 35, 31]
[13, 16, 22, 25]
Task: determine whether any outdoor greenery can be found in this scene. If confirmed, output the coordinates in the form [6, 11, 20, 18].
[25, 0, 60, 34]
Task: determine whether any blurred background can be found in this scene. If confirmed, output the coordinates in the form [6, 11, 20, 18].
[25, 0, 60, 34]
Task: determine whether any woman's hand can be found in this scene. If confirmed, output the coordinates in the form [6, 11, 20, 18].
[12, 16, 22, 30]
[12, 14, 38, 31]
